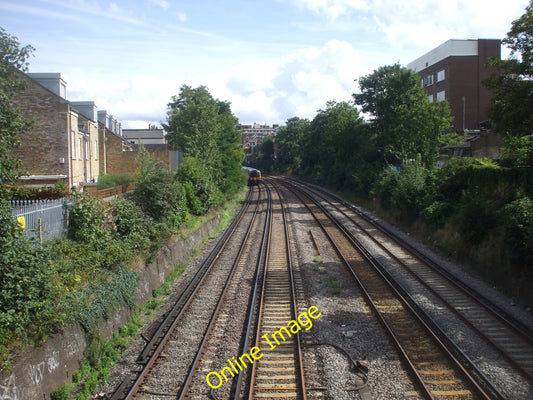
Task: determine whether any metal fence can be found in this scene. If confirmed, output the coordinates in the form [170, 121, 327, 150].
[10, 198, 67, 242]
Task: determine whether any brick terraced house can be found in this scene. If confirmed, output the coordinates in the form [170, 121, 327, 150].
[11, 72, 139, 188]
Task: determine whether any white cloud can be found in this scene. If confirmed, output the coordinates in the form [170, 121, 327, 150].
[291, 0, 530, 49]
[149, 0, 170, 9]
[224, 40, 370, 124]
[291, 0, 370, 20]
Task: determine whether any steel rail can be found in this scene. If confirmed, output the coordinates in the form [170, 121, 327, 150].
[281, 177, 496, 400]
[296, 177, 533, 343]
[233, 182, 273, 400]
[246, 178, 308, 400]
[285, 176, 533, 385]
[291, 177, 533, 385]
[178, 184, 271, 399]
[110, 187, 260, 400]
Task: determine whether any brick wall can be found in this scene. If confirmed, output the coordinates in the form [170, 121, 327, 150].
[11, 73, 71, 181]
[99, 127, 137, 175]
[11, 72, 101, 188]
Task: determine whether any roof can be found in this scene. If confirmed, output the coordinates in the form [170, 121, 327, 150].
[122, 129, 165, 139]
[407, 39, 499, 72]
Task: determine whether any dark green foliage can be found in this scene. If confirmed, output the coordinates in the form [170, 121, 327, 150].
[502, 197, 533, 267]
[164, 86, 245, 201]
[274, 117, 309, 174]
[485, 1, 533, 164]
[97, 173, 134, 190]
[0, 199, 54, 353]
[73, 268, 137, 333]
[372, 160, 434, 217]
[217, 100, 246, 198]
[111, 197, 151, 241]
[456, 189, 499, 245]
[133, 144, 187, 226]
[68, 192, 111, 243]
[354, 64, 451, 168]
[0, 28, 34, 198]
[164, 85, 222, 174]
[256, 136, 275, 173]
[176, 157, 218, 215]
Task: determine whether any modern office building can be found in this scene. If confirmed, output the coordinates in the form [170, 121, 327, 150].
[407, 39, 501, 132]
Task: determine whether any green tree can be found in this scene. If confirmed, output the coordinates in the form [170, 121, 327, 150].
[300, 101, 370, 190]
[133, 144, 186, 226]
[275, 117, 310, 173]
[0, 27, 34, 198]
[164, 85, 222, 176]
[256, 136, 275, 173]
[485, 1, 533, 165]
[353, 64, 451, 169]
[176, 157, 218, 215]
[216, 100, 245, 198]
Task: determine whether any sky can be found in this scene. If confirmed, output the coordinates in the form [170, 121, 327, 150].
[0, 0, 530, 128]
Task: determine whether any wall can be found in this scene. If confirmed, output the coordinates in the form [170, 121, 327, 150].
[0, 212, 222, 400]
[99, 127, 137, 175]
[11, 73, 70, 181]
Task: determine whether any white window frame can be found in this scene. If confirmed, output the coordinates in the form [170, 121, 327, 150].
[71, 131, 76, 159]
[78, 138, 82, 160]
[437, 69, 445, 82]
[437, 90, 446, 102]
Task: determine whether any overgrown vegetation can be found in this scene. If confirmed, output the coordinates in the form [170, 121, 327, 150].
[97, 173, 134, 190]
[0, 61, 247, 375]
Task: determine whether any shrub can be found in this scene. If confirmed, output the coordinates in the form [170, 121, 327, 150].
[133, 145, 187, 226]
[111, 197, 151, 239]
[0, 200, 54, 357]
[373, 161, 434, 217]
[371, 167, 399, 210]
[97, 173, 134, 190]
[391, 161, 434, 217]
[502, 196, 533, 268]
[68, 192, 111, 243]
[176, 157, 219, 215]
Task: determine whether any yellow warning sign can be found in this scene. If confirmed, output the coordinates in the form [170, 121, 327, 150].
[17, 216, 26, 230]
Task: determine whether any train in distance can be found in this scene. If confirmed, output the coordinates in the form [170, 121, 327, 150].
[242, 167, 262, 186]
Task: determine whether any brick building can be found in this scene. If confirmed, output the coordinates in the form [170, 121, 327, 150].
[11, 72, 101, 188]
[407, 39, 500, 132]
[238, 123, 279, 155]
[11, 72, 139, 188]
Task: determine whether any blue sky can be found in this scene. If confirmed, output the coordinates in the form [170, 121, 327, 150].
[0, 0, 530, 128]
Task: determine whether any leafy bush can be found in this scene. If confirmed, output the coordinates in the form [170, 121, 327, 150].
[133, 145, 187, 226]
[390, 161, 434, 217]
[371, 167, 399, 210]
[502, 196, 533, 267]
[0, 200, 55, 356]
[176, 157, 219, 215]
[111, 197, 151, 239]
[97, 173, 134, 190]
[373, 161, 434, 217]
[68, 193, 111, 243]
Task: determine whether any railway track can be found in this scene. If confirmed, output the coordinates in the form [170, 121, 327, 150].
[283, 177, 533, 394]
[242, 180, 307, 400]
[110, 185, 268, 399]
[276, 177, 498, 399]
[105, 175, 532, 399]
